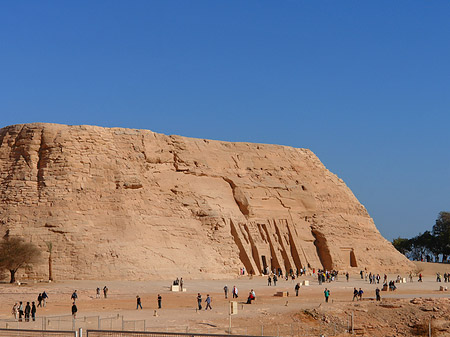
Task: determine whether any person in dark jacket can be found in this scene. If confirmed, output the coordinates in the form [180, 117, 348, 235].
[24, 302, 31, 322]
[31, 302, 37, 321]
[71, 302, 77, 318]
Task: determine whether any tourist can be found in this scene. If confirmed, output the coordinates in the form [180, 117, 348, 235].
[12, 303, 18, 320]
[224, 285, 228, 298]
[295, 283, 300, 296]
[71, 290, 78, 302]
[352, 288, 358, 301]
[136, 295, 142, 309]
[324, 288, 330, 303]
[18, 302, 23, 321]
[42, 291, 48, 306]
[37, 293, 43, 307]
[180, 278, 184, 291]
[103, 286, 108, 298]
[31, 302, 36, 321]
[197, 293, 202, 310]
[232, 286, 238, 298]
[273, 274, 277, 286]
[24, 302, 31, 322]
[71, 302, 77, 319]
[96, 287, 101, 298]
[205, 294, 212, 310]
[358, 288, 364, 300]
[158, 294, 162, 309]
[418, 273, 423, 282]
[346, 272, 349, 282]
[268, 275, 272, 286]
[375, 288, 381, 301]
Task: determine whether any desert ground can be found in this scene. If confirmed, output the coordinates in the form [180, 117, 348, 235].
[0, 262, 449, 336]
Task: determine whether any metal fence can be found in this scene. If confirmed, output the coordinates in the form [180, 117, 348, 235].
[86, 331, 258, 337]
[0, 314, 123, 331]
[0, 319, 346, 336]
[0, 328, 76, 337]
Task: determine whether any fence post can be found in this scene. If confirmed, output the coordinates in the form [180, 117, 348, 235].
[261, 323, 264, 336]
[351, 311, 354, 335]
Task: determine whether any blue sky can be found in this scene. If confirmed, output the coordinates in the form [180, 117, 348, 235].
[1, 1, 449, 240]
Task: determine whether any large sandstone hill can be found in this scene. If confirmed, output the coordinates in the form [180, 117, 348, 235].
[0, 123, 413, 280]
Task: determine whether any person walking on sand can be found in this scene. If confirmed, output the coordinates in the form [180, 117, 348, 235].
[197, 293, 202, 310]
[96, 287, 100, 298]
[42, 291, 48, 307]
[18, 302, 23, 322]
[375, 287, 381, 301]
[24, 302, 31, 322]
[37, 293, 43, 307]
[358, 288, 364, 300]
[136, 295, 142, 309]
[324, 288, 330, 303]
[31, 302, 36, 321]
[103, 286, 108, 298]
[71, 290, 78, 303]
[158, 294, 162, 309]
[205, 294, 212, 310]
[12, 303, 18, 320]
[224, 285, 228, 299]
[295, 283, 300, 296]
[232, 286, 238, 298]
[72, 302, 77, 319]
[352, 288, 358, 301]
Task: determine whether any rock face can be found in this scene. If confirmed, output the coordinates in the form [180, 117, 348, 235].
[0, 123, 413, 280]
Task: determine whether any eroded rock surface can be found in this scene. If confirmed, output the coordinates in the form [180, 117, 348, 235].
[0, 123, 413, 280]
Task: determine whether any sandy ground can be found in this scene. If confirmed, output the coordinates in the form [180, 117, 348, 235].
[0, 262, 449, 336]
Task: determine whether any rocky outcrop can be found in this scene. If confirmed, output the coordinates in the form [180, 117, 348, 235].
[0, 123, 413, 280]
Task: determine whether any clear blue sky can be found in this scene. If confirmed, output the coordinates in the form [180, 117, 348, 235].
[1, 1, 449, 240]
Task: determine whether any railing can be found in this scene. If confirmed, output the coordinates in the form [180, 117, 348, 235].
[0, 319, 345, 336]
[85, 331, 258, 337]
[0, 328, 76, 337]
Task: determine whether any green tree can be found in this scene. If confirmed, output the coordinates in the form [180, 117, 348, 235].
[432, 211, 450, 261]
[409, 231, 434, 261]
[392, 237, 412, 255]
[0, 237, 41, 283]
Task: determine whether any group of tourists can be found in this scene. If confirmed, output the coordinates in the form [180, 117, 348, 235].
[12, 290, 48, 322]
[435, 272, 450, 282]
[95, 286, 109, 299]
[196, 293, 212, 310]
[173, 277, 184, 290]
[12, 301, 37, 322]
[136, 294, 162, 309]
[317, 269, 339, 284]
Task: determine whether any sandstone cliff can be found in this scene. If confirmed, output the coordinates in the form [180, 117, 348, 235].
[0, 123, 413, 280]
